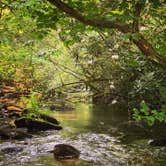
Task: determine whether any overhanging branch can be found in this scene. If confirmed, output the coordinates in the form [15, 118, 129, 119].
[47, 0, 166, 68]
[47, 0, 131, 33]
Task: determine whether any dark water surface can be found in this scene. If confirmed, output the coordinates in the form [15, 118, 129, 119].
[0, 103, 166, 166]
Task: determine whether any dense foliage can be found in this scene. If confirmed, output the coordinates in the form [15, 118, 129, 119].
[0, 0, 166, 125]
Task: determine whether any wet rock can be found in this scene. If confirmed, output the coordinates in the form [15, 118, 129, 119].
[1, 147, 23, 154]
[118, 121, 151, 137]
[148, 139, 166, 146]
[40, 114, 59, 125]
[0, 127, 32, 139]
[53, 144, 80, 160]
[15, 117, 62, 131]
[150, 123, 166, 139]
[8, 111, 22, 118]
[118, 121, 166, 143]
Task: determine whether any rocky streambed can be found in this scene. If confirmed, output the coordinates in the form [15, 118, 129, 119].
[1, 104, 166, 166]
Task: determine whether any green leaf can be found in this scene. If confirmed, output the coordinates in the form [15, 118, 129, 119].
[110, 10, 123, 15]
[145, 116, 155, 126]
[140, 101, 149, 112]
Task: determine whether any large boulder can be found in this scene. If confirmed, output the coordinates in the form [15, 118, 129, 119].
[15, 117, 62, 131]
[53, 144, 80, 160]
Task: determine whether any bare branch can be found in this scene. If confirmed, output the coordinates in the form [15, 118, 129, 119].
[48, 55, 84, 80]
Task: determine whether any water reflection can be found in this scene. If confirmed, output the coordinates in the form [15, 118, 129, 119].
[53, 103, 128, 136]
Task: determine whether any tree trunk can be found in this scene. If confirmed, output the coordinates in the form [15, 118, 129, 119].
[133, 34, 166, 68]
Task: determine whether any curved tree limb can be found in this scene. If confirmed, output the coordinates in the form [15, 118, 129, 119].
[47, 0, 131, 33]
[47, 0, 166, 68]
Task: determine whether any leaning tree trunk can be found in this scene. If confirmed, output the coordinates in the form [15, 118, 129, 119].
[132, 34, 166, 68]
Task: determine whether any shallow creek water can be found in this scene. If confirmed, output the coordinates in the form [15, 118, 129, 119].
[0, 103, 166, 166]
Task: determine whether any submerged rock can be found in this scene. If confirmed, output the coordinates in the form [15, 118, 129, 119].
[0, 127, 32, 139]
[148, 139, 166, 146]
[53, 144, 80, 160]
[15, 117, 62, 131]
[1, 147, 23, 154]
[49, 105, 74, 111]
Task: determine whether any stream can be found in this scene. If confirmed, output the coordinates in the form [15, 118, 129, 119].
[0, 103, 166, 166]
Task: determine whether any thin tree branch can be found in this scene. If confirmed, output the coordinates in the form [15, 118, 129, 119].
[48, 55, 84, 80]
[132, 0, 145, 32]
